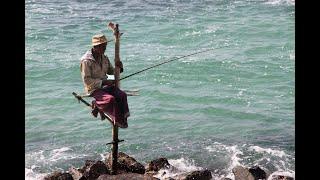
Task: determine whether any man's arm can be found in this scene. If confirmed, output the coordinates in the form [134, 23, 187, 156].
[105, 55, 123, 74]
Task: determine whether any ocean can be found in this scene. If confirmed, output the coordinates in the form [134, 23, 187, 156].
[25, 0, 295, 179]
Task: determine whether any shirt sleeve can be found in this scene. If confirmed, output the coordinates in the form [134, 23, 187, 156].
[80, 60, 102, 92]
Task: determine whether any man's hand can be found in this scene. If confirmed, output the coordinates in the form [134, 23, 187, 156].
[116, 61, 124, 73]
[115, 61, 123, 68]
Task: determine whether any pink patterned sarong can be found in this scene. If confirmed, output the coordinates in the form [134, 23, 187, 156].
[91, 86, 129, 128]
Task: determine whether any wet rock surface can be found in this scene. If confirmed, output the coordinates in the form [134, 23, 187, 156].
[106, 152, 145, 174]
[45, 152, 294, 180]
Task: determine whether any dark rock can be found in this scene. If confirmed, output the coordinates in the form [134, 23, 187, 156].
[78, 160, 95, 174]
[146, 157, 171, 172]
[145, 170, 158, 176]
[184, 169, 212, 180]
[221, 178, 232, 180]
[82, 160, 109, 180]
[69, 167, 87, 180]
[97, 173, 159, 180]
[248, 166, 267, 179]
[106, 152, 145, 174]
[268, 174, 294, 180]
[232, 166, 255, 180]
[44, 171, 74, 180]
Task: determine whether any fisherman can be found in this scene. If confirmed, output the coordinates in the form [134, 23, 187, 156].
[79, 34, 129, 128]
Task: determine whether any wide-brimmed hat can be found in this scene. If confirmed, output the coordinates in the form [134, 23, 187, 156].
[92, 34, 107, 46]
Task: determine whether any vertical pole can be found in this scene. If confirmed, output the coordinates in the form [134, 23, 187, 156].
[108, 22, 121, 175]
[111, 124, 118, 175]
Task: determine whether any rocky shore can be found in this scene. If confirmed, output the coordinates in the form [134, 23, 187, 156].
[44, 152, 294, 180]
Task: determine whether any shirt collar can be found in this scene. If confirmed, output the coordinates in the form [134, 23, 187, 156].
[81, 50, 96, 62]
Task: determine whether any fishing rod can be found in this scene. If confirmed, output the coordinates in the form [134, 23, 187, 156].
[120, 47, 221, 81]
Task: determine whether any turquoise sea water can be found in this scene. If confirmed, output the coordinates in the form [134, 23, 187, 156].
[25, 0, 295, 179]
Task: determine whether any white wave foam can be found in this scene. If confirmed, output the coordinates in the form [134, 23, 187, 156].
[25, 168, 47, 180]
[248, 145, 286, 158]
[153, 157, 203, 180]
[47, 146, 90, 162]
[264, 0, 295, 6]
[169, 158, 202, 172]
[185, 30, 201, 37]
[99, 152, 110, 162]
[246, 145, 294, 174]
[205, 25, 219, 34]
[26, 147, 92, 179]
[226, 145, 243, 168]
[48, 147, 73, 162]
[52, 147, 71, 154]
[25, 150, 45, 162]
[205, 142, 295, 179]
[26, 147, 88, 165]
[206, 142, 243, 169]
[267, 171, 295, 180]
[206, 142, 244, 179]
[289, 53, 295, 60]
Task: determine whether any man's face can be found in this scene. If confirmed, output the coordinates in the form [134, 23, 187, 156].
[99, 43, 107, 54]
[95, 43, 107, 55]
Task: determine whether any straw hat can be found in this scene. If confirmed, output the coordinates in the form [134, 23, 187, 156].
[92, 34, 107, 46]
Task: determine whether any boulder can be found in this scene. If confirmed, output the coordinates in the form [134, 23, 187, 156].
[184, 169, 212, 180]
[169, 169, 212, 180]
[146, 157, 171, 172]
[97, 173, 159, 180]
[70, 160, 109, 180]
[248, 166, 267, 179]
[106, 152, 145, 174]
[84, 160, 109, 179]
[44, 171, 74, 180]
[69, 167, 87, 180]
[268, 174, 294, 180]
[232, 166, 255, 180]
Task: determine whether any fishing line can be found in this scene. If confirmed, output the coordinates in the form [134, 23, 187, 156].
[120, 47, 226, 81]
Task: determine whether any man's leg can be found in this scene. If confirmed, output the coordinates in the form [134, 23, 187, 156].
[91, 89, 116, 121]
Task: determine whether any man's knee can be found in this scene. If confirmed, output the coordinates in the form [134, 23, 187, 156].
[109, 95, 116, 102]
[118, 89, 127, 98]
[101, 94, 115, 102]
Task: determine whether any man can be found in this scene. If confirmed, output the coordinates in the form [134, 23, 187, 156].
[79, 34, 129, 128]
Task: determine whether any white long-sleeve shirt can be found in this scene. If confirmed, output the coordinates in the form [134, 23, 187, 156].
[80, 50, 114, 94]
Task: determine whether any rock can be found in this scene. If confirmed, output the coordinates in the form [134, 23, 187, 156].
[268, 174, 294, 180]
[145, 170, 158, 176]
[106, 152, 146, 174]
[44, 171, 74, 180]
[221, 178, 232, 180]
[145, 170, 161, 180]
[69, 167, 86, 180]
[183, 169, 212, 180]
[146, 157, 171, 172]
[232, 166, 255, 180]
[97, 173, 159, 180]
[248, 166, 267, 179]
[169, 170, 212, 180]
[78, 160, 95, 174]
[82, 160, 109, 180]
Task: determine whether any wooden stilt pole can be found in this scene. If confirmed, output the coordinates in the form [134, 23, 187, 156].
[111, 124, 118, 175]
[108, 22, 121, 175]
